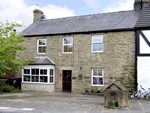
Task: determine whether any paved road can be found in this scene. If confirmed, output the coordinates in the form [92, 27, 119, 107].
[0, 92, 149, 113]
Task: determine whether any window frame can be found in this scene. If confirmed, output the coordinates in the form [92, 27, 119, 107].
[62, 37, 73, 54]
[22, 67, 55, 84]
[91, 69, 104, 86]
[37, 39, 46, 54]
[91, 35, 103, 53]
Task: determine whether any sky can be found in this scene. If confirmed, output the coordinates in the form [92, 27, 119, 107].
[0, 0, 134, 32]
[0, 0, 150, 90]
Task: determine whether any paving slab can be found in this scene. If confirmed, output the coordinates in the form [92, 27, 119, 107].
[0, 92, 149, 113]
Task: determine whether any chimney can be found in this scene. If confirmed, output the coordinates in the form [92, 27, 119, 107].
[33, 4, 44, 23]
[134, 0, 150, 10]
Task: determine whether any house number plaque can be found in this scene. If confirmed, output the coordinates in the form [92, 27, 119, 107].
[72, 77, 76, 79]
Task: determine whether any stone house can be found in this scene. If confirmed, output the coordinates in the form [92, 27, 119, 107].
[18, 0, 150, 94]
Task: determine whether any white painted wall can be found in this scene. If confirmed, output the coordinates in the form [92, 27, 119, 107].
[138, 57, 150, 91]
[138, 30, 150, 91]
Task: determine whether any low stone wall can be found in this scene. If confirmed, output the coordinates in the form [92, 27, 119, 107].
[21, 83, 54, 93]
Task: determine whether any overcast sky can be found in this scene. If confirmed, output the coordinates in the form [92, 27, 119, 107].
[1, 0, 150, 89]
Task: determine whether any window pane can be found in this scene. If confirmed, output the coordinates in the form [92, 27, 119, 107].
[64, 37, 72, 44]
[93, 43, 103, 51]
[24, 69, 30, 74]
[32, 76, 39, 82]
[93, 35, 103, 43]
[50, 69, 53, 75]
[32, 69, 39, 75]
[39, 39, 46, 45]
[50, 77, 53, 83]
[23, 75, 30, 82]
[40, 69, 47, 75]
[93, 70, 102, 76]
[40, 76, 47, 82]
[64, 45, 73, 52]
[93, 77, 103, 85]
[38, 47, 46, 53]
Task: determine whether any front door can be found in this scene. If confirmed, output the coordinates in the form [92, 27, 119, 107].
[63, 70, 72, 92]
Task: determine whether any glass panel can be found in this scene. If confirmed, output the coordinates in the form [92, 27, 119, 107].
[31, 69, 39, 75]
[39, 39, 46, 45]
[24, 69, 30, 74]
[31, 76, 39, 82]
[40, 76, 47, 82]
[93, 43, 103, 51]
[38, 47, 46, 53]
[64, 45, 73, 52]
[23, 75, 30, 82]
[93, 70, 102, 76]
[93, 35, 103, 43]
[40, 69, 47, 75]
[50, 76, 53, 83]
[98, 70, 102, 76]
[93, 77, 103, 85]
[64, 37, 72, 44]
[50, 69, 53, 75]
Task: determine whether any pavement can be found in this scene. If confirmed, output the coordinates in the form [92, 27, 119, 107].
[0, 92, 149, 113]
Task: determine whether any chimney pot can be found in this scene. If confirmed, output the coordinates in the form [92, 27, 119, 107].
[33, 4, 44, 23]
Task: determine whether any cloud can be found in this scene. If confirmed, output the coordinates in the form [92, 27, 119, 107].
[83, 0, 101, 11]
[103, 0, 134, 13]
[0, 0, 76, 32]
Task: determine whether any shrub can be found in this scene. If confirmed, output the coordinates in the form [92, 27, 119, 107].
[0, 81, 2, 87]
[3, 85, 15, 92]
[0, 86, 3, 93]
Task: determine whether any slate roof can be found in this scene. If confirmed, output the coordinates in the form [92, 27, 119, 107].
[19, 10, 141, 36]
[28, 57, 55, 65]
[135, 4, 150, 28]
[105, 82, 127, 91]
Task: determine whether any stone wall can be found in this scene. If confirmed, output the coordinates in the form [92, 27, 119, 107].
[18, 31, 135, 94]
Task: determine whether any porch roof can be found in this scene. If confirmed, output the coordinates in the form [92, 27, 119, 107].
[28, 57, 55, 65]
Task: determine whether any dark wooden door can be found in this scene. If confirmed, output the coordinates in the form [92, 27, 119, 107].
[63, 70, 72, 92]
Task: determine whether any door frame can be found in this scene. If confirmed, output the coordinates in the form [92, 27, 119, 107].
[62, 70, 72, 92]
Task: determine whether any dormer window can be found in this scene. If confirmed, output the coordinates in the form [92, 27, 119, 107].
[37, 39, 46, 54]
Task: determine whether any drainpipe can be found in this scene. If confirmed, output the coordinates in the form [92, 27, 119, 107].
[141, 0, 143, 10]
[135, 30, 138, 91]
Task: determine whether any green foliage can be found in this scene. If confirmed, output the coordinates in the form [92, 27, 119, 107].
[0, 81, 2, 87]
[95, 87, 98, 93]
[85, 88, 89, 93]
[0, 86, 3, 92]
[3, 85, 15, 92]
[0, 21, 36, 77]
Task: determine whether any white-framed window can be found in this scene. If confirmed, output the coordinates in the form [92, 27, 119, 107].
[62, 37, 73, 53]
[91, 69, 104, 86]
[22, 68, 54, 84]
[37, 39, 46, 54]
[91, 35, 103, 52]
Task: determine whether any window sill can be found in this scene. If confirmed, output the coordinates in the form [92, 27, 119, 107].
[22, 82, 54, 85]
[62, 52, 73, 54]
[37, 53, 46, 55]
[91, 51, 103, 53]
[92, 84, 104, 86]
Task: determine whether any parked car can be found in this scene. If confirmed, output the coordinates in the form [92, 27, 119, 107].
[5, 78, 21, 89]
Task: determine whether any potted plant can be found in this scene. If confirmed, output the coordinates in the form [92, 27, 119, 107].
[91, 89, 94, 93]
[95, 87, 98, 93]
[111, 99, 116, 107]
[85, 88, 89, 93]
[97, 88, 101, 93]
